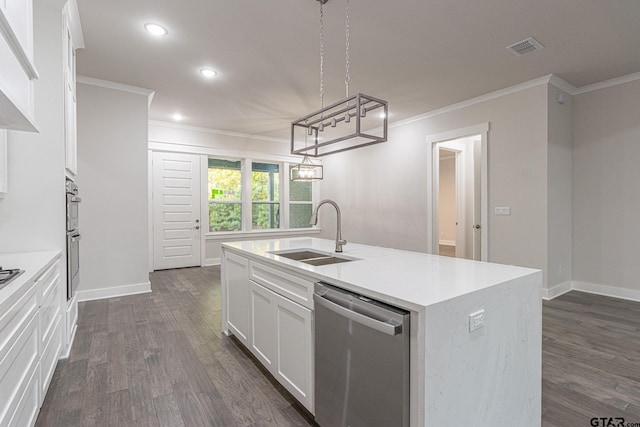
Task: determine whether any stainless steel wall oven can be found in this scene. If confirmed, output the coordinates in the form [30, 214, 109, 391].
[66, 179, 81, 300]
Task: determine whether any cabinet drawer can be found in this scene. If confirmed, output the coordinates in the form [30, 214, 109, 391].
[249, 261, 314, 309]
[36, 260, 60, 306]
[0, 311, 39, 427]
[39, 279, 61, 348]
[0, 281, 37, 364]
[40, 316, 61, 404]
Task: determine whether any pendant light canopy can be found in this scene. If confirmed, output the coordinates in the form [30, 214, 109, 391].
[290, 0, 388, 165]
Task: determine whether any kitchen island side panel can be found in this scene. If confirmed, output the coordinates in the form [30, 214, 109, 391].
[424, 272, 542, 426]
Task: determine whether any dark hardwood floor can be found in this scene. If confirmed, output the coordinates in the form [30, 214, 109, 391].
[35, 267, 640, 426]
[35, 267, 315, 427]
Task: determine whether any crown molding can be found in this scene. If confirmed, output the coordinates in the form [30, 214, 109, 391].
[390, 75, 554, 129]
[148, 120, 290, 144]
[77, 76, 155, 106]
[572, 72, 640, 95]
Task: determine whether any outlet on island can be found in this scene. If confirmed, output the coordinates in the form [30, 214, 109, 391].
[469, 309, 485, 332]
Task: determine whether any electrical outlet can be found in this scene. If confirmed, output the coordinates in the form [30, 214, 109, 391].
[495, 206, 511, 216]
[469, 310, 485, 332]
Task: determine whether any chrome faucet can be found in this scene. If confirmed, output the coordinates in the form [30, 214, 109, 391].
[310, 199, 347, 253]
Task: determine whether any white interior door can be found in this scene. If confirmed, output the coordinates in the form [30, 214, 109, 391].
[153, 152, 201, 270]
[472, 138, 482, 260]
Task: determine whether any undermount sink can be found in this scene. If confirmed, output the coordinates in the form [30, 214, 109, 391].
[269, 249, 358, 266]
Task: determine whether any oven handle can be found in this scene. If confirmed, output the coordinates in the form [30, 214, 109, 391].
[70, 234, 81, 242]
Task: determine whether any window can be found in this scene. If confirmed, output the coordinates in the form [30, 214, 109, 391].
[289, 175, 313, 229]
[208, 158, 317, 233]
[208, 159, 242, 232]
[252, 162, 280, 229]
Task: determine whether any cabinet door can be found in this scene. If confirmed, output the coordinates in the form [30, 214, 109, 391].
[224, 252, 250, 345]
[249, 281, 276, 370]
[64, 81, 77, 177]
[273, 291, 313, 412]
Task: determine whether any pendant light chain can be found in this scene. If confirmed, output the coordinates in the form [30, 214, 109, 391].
[345, 0, 350, 98]
[319, 1, 325, 110]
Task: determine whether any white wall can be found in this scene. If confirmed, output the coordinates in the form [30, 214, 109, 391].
[319, 85, 550, 284]
[0, 0, 66, 261]
[547, 86, 573, 289]
[76, 82, 150, 297]
[438, 155, 456, 244]
[573, 79, 640, 293]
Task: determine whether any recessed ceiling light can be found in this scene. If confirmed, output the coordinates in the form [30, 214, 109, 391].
[144, 23, 168, 37]
[172, 113, 183, 121]
[200, 68, 218, 78]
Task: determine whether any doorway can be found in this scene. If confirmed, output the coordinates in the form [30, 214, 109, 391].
[426, 123, 488, 261]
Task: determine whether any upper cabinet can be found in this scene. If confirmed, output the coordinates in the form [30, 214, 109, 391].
[63, 0, 84, 179]
[0, 0, 38, 132]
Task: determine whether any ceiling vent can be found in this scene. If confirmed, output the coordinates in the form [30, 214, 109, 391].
[507, 37, 544, 56]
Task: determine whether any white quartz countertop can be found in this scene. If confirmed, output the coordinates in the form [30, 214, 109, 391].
[223, 237, 540, 311]
[0, 250, 62, 306]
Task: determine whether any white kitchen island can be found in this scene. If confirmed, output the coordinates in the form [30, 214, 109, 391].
[221, 237, 542, 427]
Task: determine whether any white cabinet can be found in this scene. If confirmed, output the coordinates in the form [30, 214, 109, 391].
[224, 251, 250, 346]
[63, 4, 79, 179]
[222, 248, 315, 413]
[0, 129, 7, 197]
[0, 0, 38, 131]
[0, 253, 62, 427]
[249, 280, 314, 412]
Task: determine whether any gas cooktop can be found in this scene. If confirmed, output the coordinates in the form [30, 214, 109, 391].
[0, 268, 24, 289]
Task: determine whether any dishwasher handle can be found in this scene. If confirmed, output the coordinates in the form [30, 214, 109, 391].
[314, 292, 403, 336]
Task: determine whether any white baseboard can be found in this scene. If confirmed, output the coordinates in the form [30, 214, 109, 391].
[204, 257, 221, 266]
[77, 281, 151, 302]
[542, 281, 572, 300]
[439, 240, 456, 246]
[572, 281, 640, 303]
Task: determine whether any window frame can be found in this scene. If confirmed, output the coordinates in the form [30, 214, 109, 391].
[206, 157, 318, 234]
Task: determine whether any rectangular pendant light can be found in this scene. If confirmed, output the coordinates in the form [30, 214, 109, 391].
[291, 93, 388, 158]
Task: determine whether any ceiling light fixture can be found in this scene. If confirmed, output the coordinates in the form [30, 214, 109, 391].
[200, 68, 218, 78]
[290, 0, 388, 162]
[172, 113, 183, 121]
[144, 23, 168, 37]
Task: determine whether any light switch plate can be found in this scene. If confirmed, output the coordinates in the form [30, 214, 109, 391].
[495, 206, 511, 216]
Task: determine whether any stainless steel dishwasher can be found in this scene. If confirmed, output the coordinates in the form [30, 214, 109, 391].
[314, 282, 410, 427]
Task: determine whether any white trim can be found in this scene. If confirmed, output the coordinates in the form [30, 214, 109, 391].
[59, 322, 77, 359]
[77, 76, 155, 105]
[148, 141, 306, 164]
[542, 281, 572, 300]
[572, 72, 640, 95]
[77, 282, 152, 302]
[205, 257, 221, 266]
[205, 228, 322, 241]
[572, 281, 640, 303]
[427, 124, 489, 261]
[390, 73, 640, 132]
[149, 120, 290, 145]
[439, 240, 456, 246]
[426, 123, 490, 145]
[394, 77, 553, 129]
[148, 151, 153, 273]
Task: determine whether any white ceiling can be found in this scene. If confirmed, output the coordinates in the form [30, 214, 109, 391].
[76, 0, 640, 140]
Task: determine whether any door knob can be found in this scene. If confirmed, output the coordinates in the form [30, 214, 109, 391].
[194, 225, 200, 230]
[474, 224, 481, 229]
[196, 219, 200, 223]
